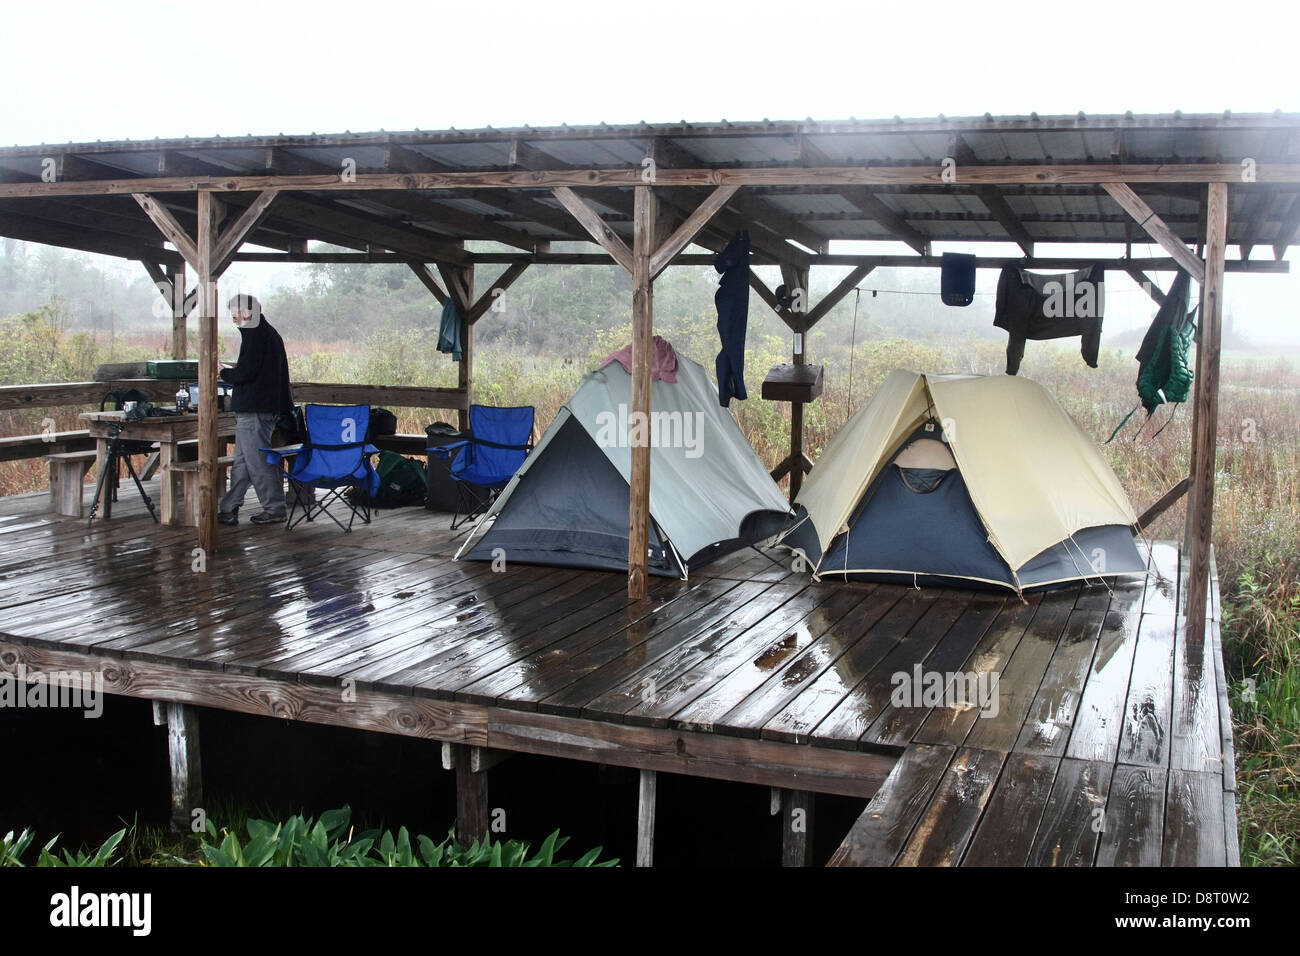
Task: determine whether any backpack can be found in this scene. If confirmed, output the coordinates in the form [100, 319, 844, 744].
[366, 408, 398, 441]
[368, 450, 428, 508]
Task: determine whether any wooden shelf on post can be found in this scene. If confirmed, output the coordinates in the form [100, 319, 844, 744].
[762, 363, 824, 502]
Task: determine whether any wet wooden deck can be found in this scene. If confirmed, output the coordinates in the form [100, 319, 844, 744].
[0, 480, 1237, 866]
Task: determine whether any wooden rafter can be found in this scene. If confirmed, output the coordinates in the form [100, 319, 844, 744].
[948, 133, 1035, 256]
[1101, 183, 1205, 283]
[1274, 193, 1300, 260]
[838, 186, 931, 255]
[0, 209, 178, 263]
[800, 138, 929, 255]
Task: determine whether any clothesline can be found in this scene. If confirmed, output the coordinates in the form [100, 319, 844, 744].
[849, 286, 1158, 297]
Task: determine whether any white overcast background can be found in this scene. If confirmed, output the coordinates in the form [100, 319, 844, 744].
[2, 0, 1298, 342]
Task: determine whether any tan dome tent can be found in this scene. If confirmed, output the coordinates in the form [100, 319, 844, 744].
[780, 370, 1147, 593]
[459, 352, 793, 578]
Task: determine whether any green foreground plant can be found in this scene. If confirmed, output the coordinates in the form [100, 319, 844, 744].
[2, 806, 617, 868]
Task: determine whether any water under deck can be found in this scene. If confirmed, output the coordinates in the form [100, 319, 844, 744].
[0, 480, 1237, 866]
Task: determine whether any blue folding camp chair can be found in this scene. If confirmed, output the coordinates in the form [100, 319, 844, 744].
[429, 404, 534, 530]
[263, 403, 380, 532]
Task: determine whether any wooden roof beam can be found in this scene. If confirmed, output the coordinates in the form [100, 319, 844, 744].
[366, 190, 541, 251]
[7, 163, 1300, 198]
[948, 133, 1034, 255]
[1102, 183, 1205, 283]
[1238, 187, 1276, 260]
[515, 136, 809, 268]
[0, 210, 180, 264]
[1273, 193, 1300, 260]
[651, 136, 829, 256]
[801, 136, 929, 255]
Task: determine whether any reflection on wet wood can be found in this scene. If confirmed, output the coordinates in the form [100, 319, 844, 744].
[1065, 585, 1145, 763]
[963, 751, 1059, 866]
[1118, 614, 1176, 767]
[896, 747, 1006, 866]
[1027, 757, 1114, 867]
[1095, 764, 1166, 867]
[1163, 769, 1227, 866]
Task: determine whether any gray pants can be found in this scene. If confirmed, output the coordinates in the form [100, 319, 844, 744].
[220, 412, 286, 517]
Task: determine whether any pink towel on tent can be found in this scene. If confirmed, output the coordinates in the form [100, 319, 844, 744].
[603, 335, 679, 383]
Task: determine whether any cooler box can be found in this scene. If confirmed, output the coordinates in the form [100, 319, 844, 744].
[148, 359, 200, 379]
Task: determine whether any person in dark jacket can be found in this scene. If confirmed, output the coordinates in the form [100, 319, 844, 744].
[217, 293, 294, 525]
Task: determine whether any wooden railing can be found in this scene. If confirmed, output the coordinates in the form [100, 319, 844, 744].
[0, 380, 468, 412]
[0, 381, 468, 465]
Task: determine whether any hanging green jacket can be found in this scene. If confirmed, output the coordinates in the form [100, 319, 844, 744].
[437, 298, 464, 362]
[1134, 270, 1196, 413]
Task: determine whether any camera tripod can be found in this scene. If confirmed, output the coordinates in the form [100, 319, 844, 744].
[87, 422, 159, 526]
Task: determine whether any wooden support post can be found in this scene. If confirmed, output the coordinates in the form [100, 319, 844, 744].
[165, 702, 202, 832]
[169, 263, 187, 359]
[452, 742, 490, 850]
[1184, 182, 1227, 645]
[196, 192, 219, 557]
[780, 788, 815, 867]
[789, 265, 810, 502]
[628, 186, 656, 600]
[456, 266, 475, 432]
[637, 768, 657, 868]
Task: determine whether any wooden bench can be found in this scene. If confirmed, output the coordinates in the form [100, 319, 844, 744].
[1, 429, 95, 463]
[171, 457, 235, 526]
[42, 450, 99, 517]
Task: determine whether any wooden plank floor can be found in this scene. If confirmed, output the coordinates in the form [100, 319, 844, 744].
[0, 480, 1236, 865]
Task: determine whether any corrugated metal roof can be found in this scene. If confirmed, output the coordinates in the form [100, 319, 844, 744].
[0, 113, 1297, 265]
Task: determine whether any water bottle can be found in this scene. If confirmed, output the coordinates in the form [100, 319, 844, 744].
[176, 384, 189, 413]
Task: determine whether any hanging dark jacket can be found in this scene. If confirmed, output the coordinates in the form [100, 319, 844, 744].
[714, 230, 750, 406]
[994, 263, 1105, 374]
[219, 314, 293, 415]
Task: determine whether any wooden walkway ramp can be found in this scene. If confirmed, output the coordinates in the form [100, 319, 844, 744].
[0, 483, 1236, 866]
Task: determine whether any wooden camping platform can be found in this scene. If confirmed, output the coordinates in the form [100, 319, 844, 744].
[0, 480, 1236, 866]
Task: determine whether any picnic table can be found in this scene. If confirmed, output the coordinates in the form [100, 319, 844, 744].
[79, 410, 237, 525]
